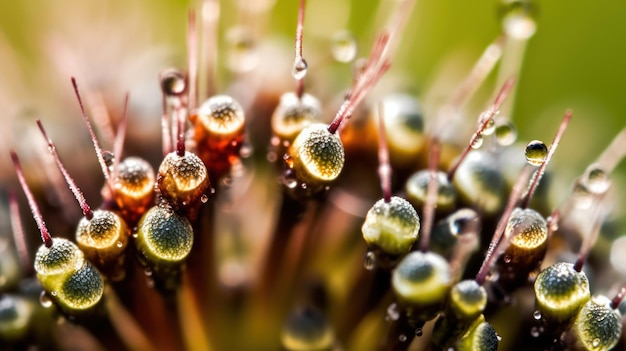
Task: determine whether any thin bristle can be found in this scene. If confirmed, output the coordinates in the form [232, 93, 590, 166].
[376, 102, 392, 203]
[71, 77, 113, 186]
[187, 10, 198, 111]
[420, 138, 440, 253]
[520, 109, 572, 209]
[112, 93, 130, 181]
[176, 106, 187, 157]
[161, 90, 173, 156]
[573, 193, 606, 272]
[294, 0, 306, 98]
[475, 165, 533, 285]
[447, 77, 516, 180]
[610, 284, 626, 309]
[37, 120, 93, 220]
[8, 191, 31, 271]
[10, 151, 53, 248]
[201, 0, 219, 98]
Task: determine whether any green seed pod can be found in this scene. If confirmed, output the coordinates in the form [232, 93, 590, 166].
[430, 208, 479, 258]
[452, 150, 505, 215]
[157, 151, 209, 207]
[288, 123, 345, 187]
[76, 209, 129, 281]
[0, 294, 33, 341]
[34, 238, 85, 293]
[56, 261, 105, 312]
[405, 170, 456, 212]
[281, 307, 333, 351]
[135, 205, 194, 267]
[114, 156, 155, 220]
[573, 295, 621, 351]
[534, 262, 590, 323]
[271, 92, 321, 142]
[361, 196, 420, 256]
[392, 251, 451, 319]
[456, 315, 499, 351]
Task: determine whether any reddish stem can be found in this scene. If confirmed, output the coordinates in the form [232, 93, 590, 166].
[376, 102, 392, 203]
[10, 151, 53, 248]
[8, 191, 31, 271]
[294, 0, 306, 98]
[187, 10, 198, 111]
[112, 93, 130, 181]
[420, 138, 440, 253]
[610, 284, 626, 309]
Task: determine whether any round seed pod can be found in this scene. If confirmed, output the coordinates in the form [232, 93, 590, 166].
[452, 150, 505, 215]
[196, 95, 246, 140]
[573, 295, 621, 351]
[135, 205, 194, 268]
[56, 261, 104, 312]
[157, 151, 209, 208]
[113, 157, 155, 220]
[457, 315, 499, 351]
[287, 123, 345, 188]
[34, 238, 85, 293]
[430, 208, 479, 258]
[392, 251, 451, 310]
[501, 207, 548, 270]
[0, 294, 33, 341]
[405, 170, 456, 213]
[281, 306, 333, 351]
[449, 280, 488, 321]
[271, 92, 321, 142]
[361, 196, 420, 256]
[534, 262, 590, 323]
[75, 209, 129, 281]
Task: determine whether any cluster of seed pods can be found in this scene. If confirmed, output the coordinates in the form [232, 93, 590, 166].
[1, 0, 625, 350]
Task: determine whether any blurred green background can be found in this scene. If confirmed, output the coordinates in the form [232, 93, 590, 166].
[0, 0, 624, 222]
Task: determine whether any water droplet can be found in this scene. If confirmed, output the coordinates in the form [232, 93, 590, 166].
[471, 134, 484, 149]
[200, 194, 209, 203]
[271, 136, 281, 146]
[502, 12, 536, 40]
[415, 328, 423, 337]
[222, 176, 233, 187]
[386, 303, 400, 321]
[144, 269, 153, 277]
[39, 291, 54, 308]
[503, 255, 512, 263]
[331, 30, 357, 63]
[292, 57, 308, 80]
[398, 334, 407, 342]
[283, 170, 298, 189]
[481, 118, 496, 135]
[116, 241, 124, 248]
[592, 338, 600, 347]
[239, 144, 253, 158]
[496, 333, 502, 341]
[530, 326, 540, 337]
[495, 121, 517, 146]
[226, 27, 258, 73]
[525, 140, 547, 166]
[300, 183, 308, 190]
[132, 233, 139, 239]
[160, 69, 187, 96]
[364, 251, 376, 270]
[533, 310, 542, 320]
[266, 151, 277, 162]
[50, 291, 57, 297]
[582, 165, 610, 194]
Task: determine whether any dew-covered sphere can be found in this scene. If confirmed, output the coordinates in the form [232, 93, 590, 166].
[271, 92, 321, 141]
[114, 157, 155, 214]
[361, 196, 420, 256]
[392, 251, 451, 307]
[57, 261, 104, 311]
[450, 280, 488, 321]
[452, 151, 505, 214]
[136, 206, 194, 266]
[503, 207, 548, 266]
[196, 94, 246, 137]
[281, 307, 333, 351]
[573, 295, 621, 351]
[76, 210, 128, 256]
[375, 94, 425, 163]
[525, 140, 548, 166]
[406, 170, 456, 212]
[457, 316, 499, 351]
[34, 238, 85, 292]
[158, 151, 209, 206]
[534, 262, 590, 323]
[288, 123, 345, 185]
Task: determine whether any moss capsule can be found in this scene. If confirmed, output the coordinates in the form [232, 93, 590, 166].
[573, 295, 621, 351]
[157, 151, 209, 208]
[113, 157, 155, 222]
[452, 150, 505, 214]
[0, 294, 33, 341]
[57, 261, 105, 312]
[456, 315, 499, 351]
[281, 306, 333, 351]
[501, 207, 548, 272]
[406, 170, 456, 213]
[361, 196, 420, 257]
[533, 262, 590, 323]
[136, 205, 194, 267]
[271, 92, 321, 142]
[34, 238, 85, 293]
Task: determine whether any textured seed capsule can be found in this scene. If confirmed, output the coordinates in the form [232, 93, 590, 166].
[430, 208, 479, 257]
[281, 307, 333, 351]
[573, 295, 621, 351]
[75, 209, 129, 281]
[457, 315, 499, 351]
[361, 196, 420, 256]
[271, 92, 321, 142]
[34, 238, 85, 293]
[392, 251, 451, 308]
[406, 170, 456, 212]
[157, 151, 209, 208]
[375, 94, 425, 164]
[113, 157, 155, 221]
[0, 294, 33, 341]
[288, 123, 345, 186]
[56, 261, 104, 311]
[449, 280, 488, 321]
[534, 262, 590, 323]
[502, 208, 548, 268]
[452, 151, 505, 214]
[136, 205, 194, 266]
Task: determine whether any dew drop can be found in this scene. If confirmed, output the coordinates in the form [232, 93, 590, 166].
[398, 334, 407, 342]
[292, 57, 308, 80]
[301, 183, 308, 190]
[496, 333, 502, 341]
[331, 30, 357, 63]
[502, 12, 536, 40]
[239, 144, 253, 158]
[200, 194, 209, 203]
[503, 255, 512, 264]
[283, 171, 298, 189]
[222, 176, 233, 187]
[582, 165, 610, 194]
[50, 291, 57, 297]
[471, 134, 484, 149]
[386, 303, 400, 321]
[144, 269, 153, 277]
[266, 151, 277, 163]
[481, 118, 496, 135]
[530, 326, 540, 337]
[525, 140, 547, 166]
[415, 328, 423, 337]
[116, 241, 123, 248]
[364, 251, 376, 270]
[39, 291, 53, 308]
[132, 233, 139, 239]
[592, 338, 600, 347]
[495, 121, 517, 146]
[533, 310, 542, 320]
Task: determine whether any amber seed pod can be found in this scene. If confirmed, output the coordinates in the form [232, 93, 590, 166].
[157, 151, 210, 208]
[361, 196, 420, 257]
[572, 295, 621, 351]
[113, 157, 155, 221]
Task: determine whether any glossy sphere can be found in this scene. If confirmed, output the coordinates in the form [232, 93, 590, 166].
[534, 262, 590, 323]
[405, 170, 456, 212]
[271, 92, 321, 141]
[361, 196, 420, 256]
[457, 316, 499, 351]
[375, 94, 425, 164]
[449, 280, 487, 320]
[525, 140, 547, 166]
[114, 157, 155, 218]
[34, 238, 85, 292]
[281, 307, 333, 351]
[392, 251, 451, 307]
[196, 95, 245, 137]
[136, 206, 194, 266]
[452, 151, 505, 214]
[573, 295, 621, 351]
[158, 151, 209, 207]
[57, 262, 104, 311]
[503, 207, 547, 266]
[288, 123, 345, 185]
[0, 294, 33, 341]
